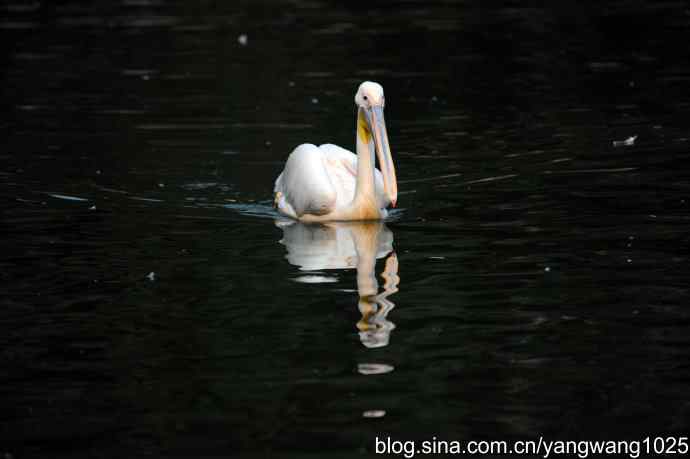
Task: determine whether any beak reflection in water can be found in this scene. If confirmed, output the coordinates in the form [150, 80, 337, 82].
[276, 219, 400, 349]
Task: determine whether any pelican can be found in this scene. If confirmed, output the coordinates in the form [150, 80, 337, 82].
[273, 81, 397, 221]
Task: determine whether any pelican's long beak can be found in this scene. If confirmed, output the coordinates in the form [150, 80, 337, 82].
[369, 105, 397, 207]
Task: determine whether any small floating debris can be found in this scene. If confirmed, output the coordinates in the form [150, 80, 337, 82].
[311, 97, 319, 104]
[429, 256, 445, 260]
[362, 410, 386, 419]
[157, 183, 165, 188]
[237, 34, 248, 46]
[544, 266, 551, 272]
[146, 272, 156, 281]
[612, 135, 637, 147]
[89, 205, 96, 210]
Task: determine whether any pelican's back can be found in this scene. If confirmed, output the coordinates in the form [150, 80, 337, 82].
[274, 144, 337, 218]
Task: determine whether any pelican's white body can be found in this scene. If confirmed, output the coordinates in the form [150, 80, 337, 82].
[273, 81, 397, 222]
[273, 143, 389, 220]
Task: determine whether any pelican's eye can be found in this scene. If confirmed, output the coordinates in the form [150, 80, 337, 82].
[363, 95, 368, 101]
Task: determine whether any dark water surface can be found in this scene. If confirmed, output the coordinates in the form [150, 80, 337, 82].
[3, 1, 690, 457]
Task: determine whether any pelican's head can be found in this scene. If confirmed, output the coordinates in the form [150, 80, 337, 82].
[355, 81, 398, 208]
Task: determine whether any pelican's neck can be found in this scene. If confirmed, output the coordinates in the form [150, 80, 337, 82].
[353, 109, 378, 214]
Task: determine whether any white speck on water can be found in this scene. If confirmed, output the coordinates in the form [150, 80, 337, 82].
[265, 140, 272, 146]
[89, 205, 96, 210]
[141, 74, 150, 81]
[311, 97, 319, 104]
[612, 135, 637, 147]
[146, 272, 156, 281]
[237, 34, 248, 46]
[157, 183, 165, 188]
[96, 169, 102, 175]
[627, 259, 632, 263]
[429, 256, 445, 260]
[362, 410, 386, 418]
[544, 266, 551, 272]
[288, 81, 295, 87]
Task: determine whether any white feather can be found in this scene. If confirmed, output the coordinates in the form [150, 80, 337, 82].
[274, 143, 387, 219]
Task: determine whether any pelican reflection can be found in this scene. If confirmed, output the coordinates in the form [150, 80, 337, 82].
[276, 219, 400, 348]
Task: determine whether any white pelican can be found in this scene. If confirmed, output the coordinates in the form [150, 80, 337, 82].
[274, 81, 397, 221]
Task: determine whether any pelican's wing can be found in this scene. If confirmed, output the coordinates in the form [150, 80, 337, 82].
[317, 144, 358, 209]
[274, 144, 337, 218]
